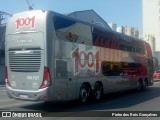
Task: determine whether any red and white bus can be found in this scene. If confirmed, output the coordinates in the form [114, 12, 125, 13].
[5, 10, 153, 103]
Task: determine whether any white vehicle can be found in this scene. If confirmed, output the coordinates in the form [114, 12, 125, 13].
[5, 10, 153, 103]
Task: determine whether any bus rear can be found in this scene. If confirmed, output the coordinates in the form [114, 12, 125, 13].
[5, 10, 51, 101]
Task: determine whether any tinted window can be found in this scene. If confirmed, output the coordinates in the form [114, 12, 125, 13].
[53, 15, 93, 45]
[101, 61, 121, 76]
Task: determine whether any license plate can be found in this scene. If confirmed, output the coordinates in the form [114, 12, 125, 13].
[19, 94, 28, 99]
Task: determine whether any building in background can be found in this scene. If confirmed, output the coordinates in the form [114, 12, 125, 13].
[108, 23, 117, 31]
[0, 24, 5, 64]
[0, 24, 5, 85]
[124, 26, 139, 38]
[116, 26, 125, 34]
[0, 11, 10, 85]
[125, 27, 134, 36]
[134, 28, 139, 38]
[142, 0, 160, 63]
[68, 9, 140, 39]
[143, 34, 156, 57]
[109, 24, 139, 38]
[142, 0, 160, 51]
[67, 10, 111, 30]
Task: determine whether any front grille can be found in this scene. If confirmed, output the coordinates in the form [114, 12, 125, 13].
[9, 50, 41, 72]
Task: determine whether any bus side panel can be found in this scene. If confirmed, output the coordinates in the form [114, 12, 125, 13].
[52, 14, 149, 102]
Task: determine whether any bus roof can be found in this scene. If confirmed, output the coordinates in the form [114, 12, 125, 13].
[8, 10, 148, 44]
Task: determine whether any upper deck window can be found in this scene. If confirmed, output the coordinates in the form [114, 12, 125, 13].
[53, 15, 93, 45]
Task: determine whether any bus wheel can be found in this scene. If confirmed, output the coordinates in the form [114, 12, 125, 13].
[79, 84, 90, 103]
[137, 79, 143, 91]
[142, 78, 148, 90]
[94, 83, 103, 101]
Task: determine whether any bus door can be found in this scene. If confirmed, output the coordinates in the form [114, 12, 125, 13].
[54, 59, 77, 101]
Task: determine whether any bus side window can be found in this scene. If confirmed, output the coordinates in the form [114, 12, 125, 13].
[101, 62, 111, 76]
[101, 61, 121, 76]
[56, 60, 67, 78]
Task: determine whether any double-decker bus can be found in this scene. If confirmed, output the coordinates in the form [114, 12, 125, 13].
[5, 10, 153, 103]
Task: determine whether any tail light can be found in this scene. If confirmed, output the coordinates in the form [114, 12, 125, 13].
[5, 66, 10, 86]
[40, 67, 51, 89]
